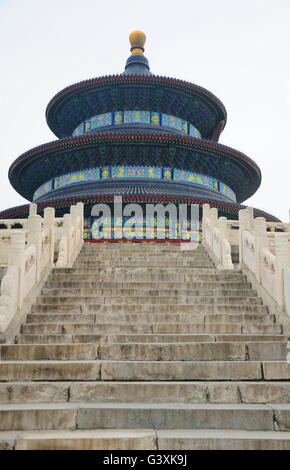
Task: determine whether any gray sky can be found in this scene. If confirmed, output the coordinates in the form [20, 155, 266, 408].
[0, 0, 289, 221]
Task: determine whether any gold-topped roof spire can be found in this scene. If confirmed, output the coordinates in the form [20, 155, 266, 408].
[129, 30, 146, 55]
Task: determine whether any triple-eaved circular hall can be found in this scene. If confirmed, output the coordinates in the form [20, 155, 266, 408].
[1, 31, 280, 240]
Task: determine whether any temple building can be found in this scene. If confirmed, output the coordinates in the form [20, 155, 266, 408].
[0, 31, 279, 240]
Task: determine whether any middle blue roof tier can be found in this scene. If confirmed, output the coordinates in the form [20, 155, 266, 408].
[9, 132, 261, 203]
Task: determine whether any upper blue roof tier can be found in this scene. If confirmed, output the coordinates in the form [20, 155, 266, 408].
[46, 74, 227, 140]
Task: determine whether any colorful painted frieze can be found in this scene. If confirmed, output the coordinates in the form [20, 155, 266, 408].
[54, 168, 99, 189]
[112, 166, 161, 179]
[114, 111, 124, 125]
[189, 124, 201, 139]
[219, 182, 236, 202]
[124, 111, 150, 124]
[150, 112, 160, 125]
[33, 179, 53, 200]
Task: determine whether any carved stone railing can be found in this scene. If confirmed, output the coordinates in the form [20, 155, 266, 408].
[56, 202, 84, 268]
[202, 204, 234, 270]
[0, 202, 84, 339]
[202, 204, 290, 322]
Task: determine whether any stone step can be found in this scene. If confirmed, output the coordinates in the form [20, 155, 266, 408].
[36, 295, 262, 306]
[12, 429, 157, 450]
[1, 361, 290, 381]
[3, 342, 288, 361]
[41, 287, 257, 298]
[100, 360, 290, 381]
[54, 266, 217, 275]
[3, 429, 289, 450]
[98, 342, 288, 361]
[79, 254, 211, 261]
[74, 260, 214, 268]
[0, 403, 288, 432]
[75, 403, 290, 431]
[26, 313, 95, 324]
[27, 312, 275, 325]
[22, 322, 244, 335]
[242, 324, 283, 334]
[50, 273, 248, 283]
[0, 344, 99, 361]
[157, 429, 290, 450]
[31, 303, 269, 314]
[1, 381, 290, 405]
[16, 333, 288, 345]
[45, 280, 253, 290]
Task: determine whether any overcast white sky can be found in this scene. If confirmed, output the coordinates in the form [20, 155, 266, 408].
[0, 0, 289, 221]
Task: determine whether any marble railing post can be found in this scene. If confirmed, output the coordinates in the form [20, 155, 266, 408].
[29, 203, 37, 217]
[275, 233, 289, 308]
[202, 204, 210, 241]
[63, 213, 72, 263]
[44, 207, 55, 264]
[8, 231, 25, 309]
[77, 202, 84, 245]
[238, 209, 250, 268]
[254, 217, 267, 283]
[27, 214, 42, 282]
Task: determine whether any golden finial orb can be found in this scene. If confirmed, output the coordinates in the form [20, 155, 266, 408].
[129, 30, 146, 55]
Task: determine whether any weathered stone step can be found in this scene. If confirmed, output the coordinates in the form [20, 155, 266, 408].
[0, 344, 99, 361]
[3, 342, 287, 361]
[100, 360, 290, 381]
[0, 361, 101, 381]
[2, 381, 290, 405]
[50, 272, 248, 283]
[98, 342, 288, 361]
[54, 266, 217, 275]
[16, 333, 287, 345]
[242, 324, 283, 334]
[26, 313, 95, 324]
[1, 361, 289, 381]
[36, 295, 262, 306]
[45, 280, 253, 290]
[12, 429, 157, 450]
[3, 429, 289, 450]
[17, 333, 216, 344]
[75, 255, 213, 265]
[41, 287, 257, 298]
[27, 312, 275, 325]
[67, 403, 283, 431]
[31, 303, 269, 314]
[22, 322, 244, 335]
[157, 429, 290, 450]
[0, 403, 288, 432]
[74, 260, 214, 268]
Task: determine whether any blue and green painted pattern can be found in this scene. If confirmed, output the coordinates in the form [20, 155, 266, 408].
[72, 110, 202, 138]
[33, 165, 236, 202]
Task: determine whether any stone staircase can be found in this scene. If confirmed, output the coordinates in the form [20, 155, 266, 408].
[0, 242, 290, 450]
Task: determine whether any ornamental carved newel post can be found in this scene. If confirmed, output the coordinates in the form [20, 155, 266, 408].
[63, 213, 72, 265]
[238, 209, 250, 269]
[70, 205, 78, 256]
[246, 206, 255, 233]
[76, 202, 84, 246]
[275, 233, 289, 308]
[219, 217, 228, 267]
[8, 231, 25, 309]
[202, 204, 210, 243]
[210, 207, 218, 252]
[29, 203, 37, 217]
[27, 214, 42, 282]
[253, 217, 267, 283]
[44, 207, 55, 264]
